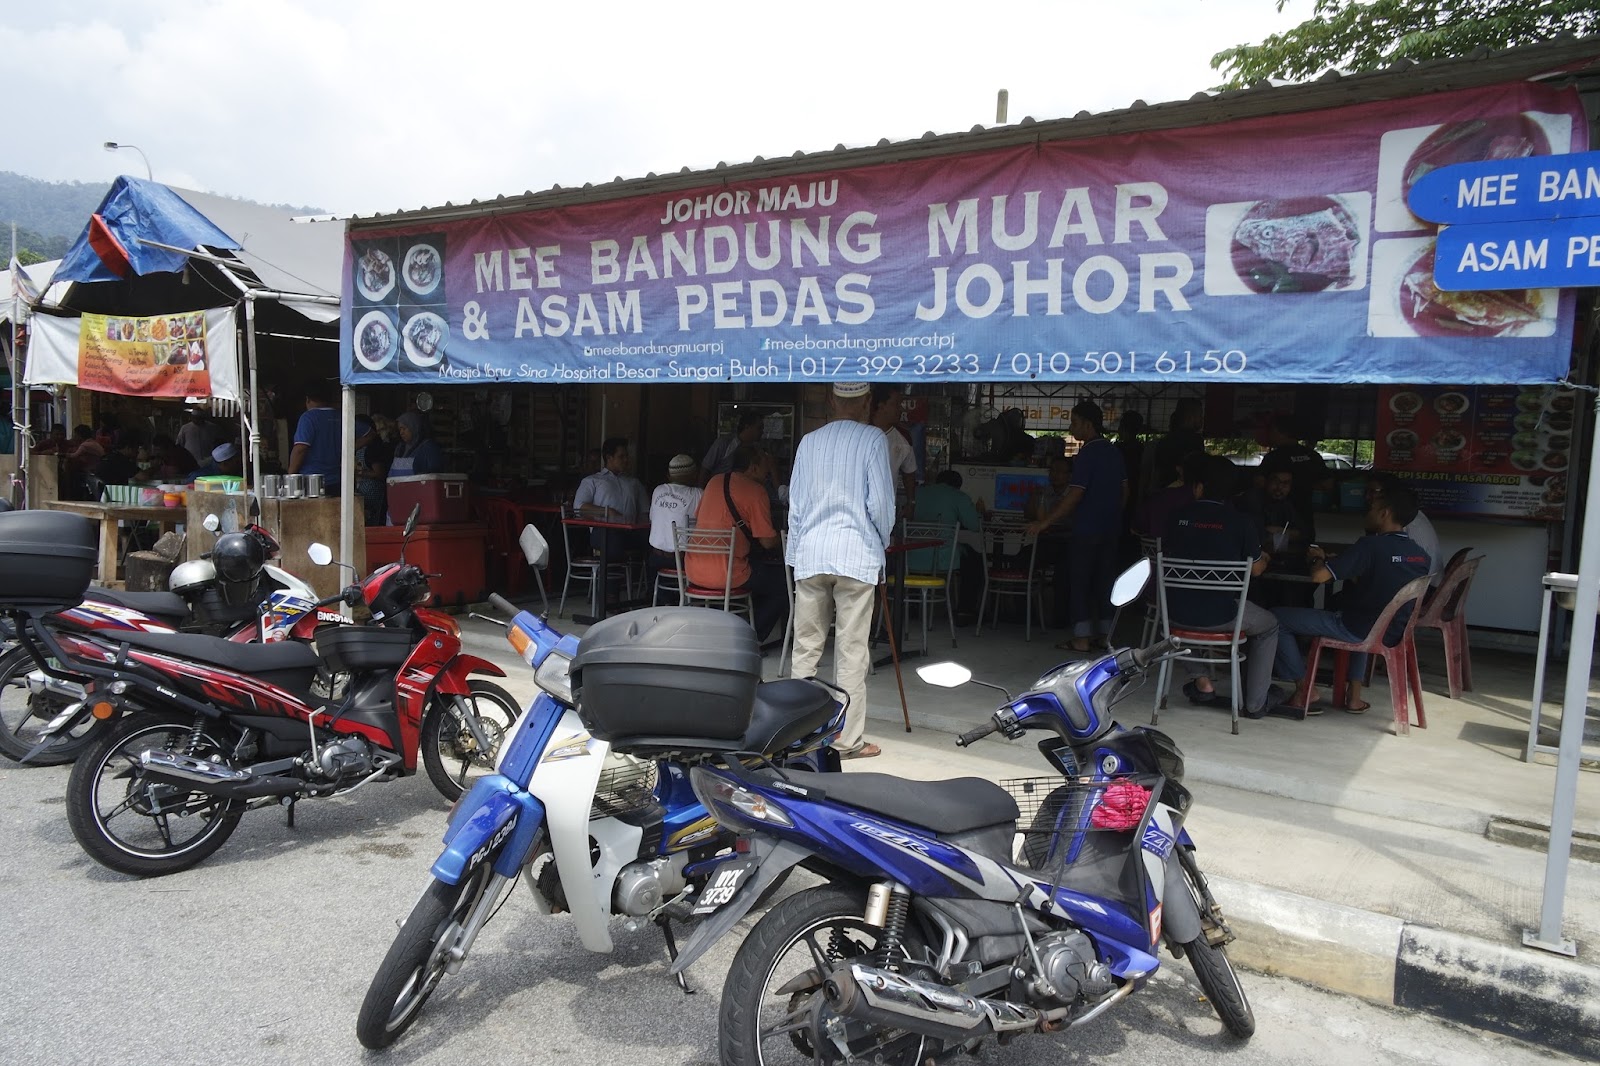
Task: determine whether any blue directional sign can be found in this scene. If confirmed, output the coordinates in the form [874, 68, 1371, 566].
[1409, 150, 1600, 226]
[1434, 216, 1600, 290]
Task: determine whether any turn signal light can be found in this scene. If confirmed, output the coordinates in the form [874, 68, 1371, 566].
[90, 701, 116, 720]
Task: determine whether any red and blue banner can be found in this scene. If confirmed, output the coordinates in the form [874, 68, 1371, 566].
[341, 81, 1587, 388]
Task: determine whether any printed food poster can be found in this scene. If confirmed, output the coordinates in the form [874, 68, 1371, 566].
[349, 234, 449, 376]
[77, 311, 211, 397]
[1376, 384, 1573, 520]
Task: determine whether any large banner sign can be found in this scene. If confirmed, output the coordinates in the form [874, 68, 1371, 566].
[27, 307, 240, 401]
[341, 82, 1586, 387]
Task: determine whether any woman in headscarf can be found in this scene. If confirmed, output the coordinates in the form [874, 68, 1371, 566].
[389, 410, 444, 477]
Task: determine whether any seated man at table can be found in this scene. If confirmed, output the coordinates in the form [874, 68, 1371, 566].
[1161, 455, 1277, 718]
[690, 444, 786, 644]
[1364, 472, 1442, 588]
[1272, 483, 1431, 715]
[95, 432, 143, 486]
[648, 453, 703, 597]
[1240, 466, 1316, 609]
[911, 470, 985, 625]
[572, 436, 650, 558]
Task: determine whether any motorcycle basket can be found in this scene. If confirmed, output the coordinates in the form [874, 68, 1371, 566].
[591, 755, 658, 819]
[1003, 773, 1166, 907]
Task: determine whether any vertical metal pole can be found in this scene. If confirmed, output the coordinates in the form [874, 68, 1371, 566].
[339, 384, 355, 588]
[1523, 388, 1600, 957]
[244, 295, 263, 495]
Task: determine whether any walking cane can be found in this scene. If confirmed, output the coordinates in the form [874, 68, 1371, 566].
[878, 582, 913, 732]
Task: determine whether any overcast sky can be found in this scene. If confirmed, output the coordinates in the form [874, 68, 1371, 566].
[4, 1, 1302, 218]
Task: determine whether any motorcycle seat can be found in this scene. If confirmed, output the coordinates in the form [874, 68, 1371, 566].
[742, 679, 838, 754]
[98, 630, 320, 675]
[768, 769, 1020, 835]
[85, 588, 190, 622]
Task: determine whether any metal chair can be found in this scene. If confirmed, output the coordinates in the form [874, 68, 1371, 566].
[891, 520, 958, 653]
[674, 526, 754, 620]
[1300, 575, 1432, 736]
[1151, 554, 1255, 735]
[975, 518, 1045, 640]
[557, 506, 628, 618]
[1111, 534, 1162, 646]
[1412, 551, 1482, 700]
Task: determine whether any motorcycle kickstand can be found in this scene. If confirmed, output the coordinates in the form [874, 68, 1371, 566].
[282, 796, 296, 829]
[656, 916, 694, 995]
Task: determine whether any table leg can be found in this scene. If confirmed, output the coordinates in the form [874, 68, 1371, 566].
[98, 516, 121, 585]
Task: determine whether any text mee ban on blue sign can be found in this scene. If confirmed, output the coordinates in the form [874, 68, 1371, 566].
[1408, 150, 1600, 226]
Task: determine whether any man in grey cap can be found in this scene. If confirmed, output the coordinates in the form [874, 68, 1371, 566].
[787, 382, 894, 758]
[192, 440, 243, 478]
[648, 453, 703, 602]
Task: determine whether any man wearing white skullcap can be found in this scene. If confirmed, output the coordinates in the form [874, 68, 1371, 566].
[647, 454, 704, 600]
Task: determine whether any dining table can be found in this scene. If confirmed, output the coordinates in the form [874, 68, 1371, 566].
[561, 515, 650, 625]
[39, 499, 186, 586]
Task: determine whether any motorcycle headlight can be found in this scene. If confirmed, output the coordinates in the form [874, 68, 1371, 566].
[534, 651, 573, 705]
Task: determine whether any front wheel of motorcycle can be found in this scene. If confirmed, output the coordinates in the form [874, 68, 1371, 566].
[356, 862, 498, 1049]
[419, 679, 521, 802]
[0, 644, 100, 766]
[65, 711, 245, 877]
[720, 884, 938, 1066]
[1177, 848, 1255, 1039]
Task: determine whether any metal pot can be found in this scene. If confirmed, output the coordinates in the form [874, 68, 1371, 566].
[303, 474, 324, 498]
[259, 475, 282, 499]
[281, 474, 305, 499]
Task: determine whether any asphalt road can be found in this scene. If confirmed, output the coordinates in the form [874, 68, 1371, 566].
[0, 669, 1578, 1066]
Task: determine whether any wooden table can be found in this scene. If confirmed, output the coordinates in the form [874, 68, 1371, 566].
[39, 500, 185, 586]
[562, 517, 650, 624]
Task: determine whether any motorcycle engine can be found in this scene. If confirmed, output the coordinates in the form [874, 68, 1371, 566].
[612, 855, 689, 917]
[1029, 931, 1114, 1006]
[314, 736, 374, 778]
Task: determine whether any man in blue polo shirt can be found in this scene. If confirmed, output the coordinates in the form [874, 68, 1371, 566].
[1273, 482, 1431, 714]
[1161, 455, 1277, 718]
[287, 380, 340, 488]
[1027, 400, 1128, 652]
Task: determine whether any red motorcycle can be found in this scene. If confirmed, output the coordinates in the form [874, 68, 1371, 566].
[12, 510, 521, 877]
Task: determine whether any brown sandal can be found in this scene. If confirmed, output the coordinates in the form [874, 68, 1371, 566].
[842, 742, 882, 759]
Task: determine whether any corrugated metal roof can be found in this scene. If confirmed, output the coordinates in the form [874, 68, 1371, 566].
[351, 34, 1600, 230]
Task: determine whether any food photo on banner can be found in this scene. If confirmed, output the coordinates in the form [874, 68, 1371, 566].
[340, 80, 1587, 388]
[26, 306, 239, 401]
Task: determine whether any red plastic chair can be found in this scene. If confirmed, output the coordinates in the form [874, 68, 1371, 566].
[1413, 552, 1482, 699]
[1300, 575, 1432, 735]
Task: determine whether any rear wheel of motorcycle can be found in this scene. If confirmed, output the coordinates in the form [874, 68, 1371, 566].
[1178, 848, 1255, 1039]
[65, 711, 245, 877]
[720, 884, 937, 1066]
[356, 863, 497, 1049]
[420, 680, 521, 802]
[0, 645, 99, 766]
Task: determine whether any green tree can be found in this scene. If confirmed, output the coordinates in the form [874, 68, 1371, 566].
[13, 248, 45, 267]
[1212, 1, 1600, 89]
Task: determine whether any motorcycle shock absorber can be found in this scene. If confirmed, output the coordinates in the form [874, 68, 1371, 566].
[869, 882, 911, 970]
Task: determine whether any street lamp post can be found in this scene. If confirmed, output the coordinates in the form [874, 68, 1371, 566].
[102, 141, 152, 180]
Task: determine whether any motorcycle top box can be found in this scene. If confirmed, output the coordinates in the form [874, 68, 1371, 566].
[0, 510, 97, 606]
[571, 607, 761, 741]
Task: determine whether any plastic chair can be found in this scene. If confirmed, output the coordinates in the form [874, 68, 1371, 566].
[1151, 554, 1255, 735]
[975, 518, 1045, 640]
[1413, 551, 1482, 699]
[1300, 575, 1432, 735]
[890, 520, 958, 653]
[674, 526, 754, 620]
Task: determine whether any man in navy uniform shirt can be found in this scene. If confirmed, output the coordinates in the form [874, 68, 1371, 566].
[1272, 483, 1432, 714]
[1162, 456, 1278, 718]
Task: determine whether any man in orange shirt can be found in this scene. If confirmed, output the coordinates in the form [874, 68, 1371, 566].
[689, 444, 786, 644]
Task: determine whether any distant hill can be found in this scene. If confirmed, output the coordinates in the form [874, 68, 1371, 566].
[0, 171, 326, 264]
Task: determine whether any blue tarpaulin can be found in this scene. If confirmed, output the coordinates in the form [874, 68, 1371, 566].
[53, 177, 241, 285]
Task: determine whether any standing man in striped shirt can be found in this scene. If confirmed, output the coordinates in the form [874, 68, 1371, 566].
[787, 382, 896, 758]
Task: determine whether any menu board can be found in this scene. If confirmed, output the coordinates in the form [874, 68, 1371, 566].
[1375, 385, 1573, 520]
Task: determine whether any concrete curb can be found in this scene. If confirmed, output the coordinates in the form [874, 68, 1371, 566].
[1210, 874, 1600, 1059]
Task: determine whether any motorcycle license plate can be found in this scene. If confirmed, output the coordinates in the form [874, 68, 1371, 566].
[692, 856, 758, 915]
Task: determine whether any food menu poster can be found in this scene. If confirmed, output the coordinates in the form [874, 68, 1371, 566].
[77, 311, 211, 398]
[1375, 385, 1573, 521]
[342, 81, 1585, 387]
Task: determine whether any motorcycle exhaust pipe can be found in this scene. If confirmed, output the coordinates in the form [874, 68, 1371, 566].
[823, 963, 1043, 1043]
[26, 670, 86, 702]
[138, 750, 302, 799]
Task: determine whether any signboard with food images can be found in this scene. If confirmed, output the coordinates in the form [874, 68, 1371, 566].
[77, 311, 212, 398]
[1375, 384, 1573, 520]
[342, 81, 1586, 388]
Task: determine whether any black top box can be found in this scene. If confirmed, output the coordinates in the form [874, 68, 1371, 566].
[0, 510, 97, 607]
[571, 607, 761, 742]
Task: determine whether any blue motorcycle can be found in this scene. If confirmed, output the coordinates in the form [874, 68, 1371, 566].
[672, 560, 1253, 1065]
[356, 602, 845, 1049]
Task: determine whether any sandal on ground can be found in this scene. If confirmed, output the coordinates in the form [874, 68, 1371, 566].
[1182, 680, 1224, 707]
[1343, 700, 1371, 715]
[842, 742, 882, 759]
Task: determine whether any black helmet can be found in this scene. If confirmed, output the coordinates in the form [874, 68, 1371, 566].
[212, 530, 265, 584]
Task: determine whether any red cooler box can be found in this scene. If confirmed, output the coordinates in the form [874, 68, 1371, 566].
[387, 474, 470, 524]
[365, 522, 488, 608]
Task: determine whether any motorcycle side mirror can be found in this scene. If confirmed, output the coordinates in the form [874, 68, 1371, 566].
[249, 495, 261, 519]
[403, 503, 421, 538]
[1110, 558, 1152, 608]
[916, 661, 972, 689]
[307, 543, 334, 567]
[202, 513, 221, 533]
